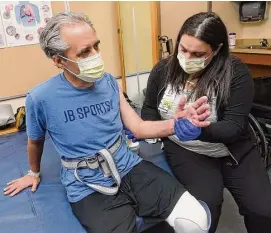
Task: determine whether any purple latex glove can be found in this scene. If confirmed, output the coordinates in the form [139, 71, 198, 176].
[174, 118, 201, 141]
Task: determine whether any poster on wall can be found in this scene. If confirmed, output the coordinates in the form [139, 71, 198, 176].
[0, 1, 52, 47]
[0, 15, 7, 48]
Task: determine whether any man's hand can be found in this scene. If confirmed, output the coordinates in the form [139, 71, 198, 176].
[3, 175, 40, 197]
[174, 96, 211, 128]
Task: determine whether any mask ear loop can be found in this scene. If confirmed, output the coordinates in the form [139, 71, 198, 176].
[57, 54, 78, 64]
[204, 43, 223, 66]
[56, 54, 80, 77]
[204, 43, 222, 61]
[213, 43, 223, 56]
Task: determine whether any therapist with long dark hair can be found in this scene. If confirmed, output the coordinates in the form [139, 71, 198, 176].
[142, 12, 271, 233]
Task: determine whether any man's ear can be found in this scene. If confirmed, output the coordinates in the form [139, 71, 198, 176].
[53, 55, 64, 69]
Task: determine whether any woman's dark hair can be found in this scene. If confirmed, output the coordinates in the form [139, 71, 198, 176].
[167, 12, 232, 108]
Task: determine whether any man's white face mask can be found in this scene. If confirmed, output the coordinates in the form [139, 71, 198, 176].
[59, 53, 105, 83]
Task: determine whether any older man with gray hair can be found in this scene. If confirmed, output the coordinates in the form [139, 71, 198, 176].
[4, 12, 211, 233]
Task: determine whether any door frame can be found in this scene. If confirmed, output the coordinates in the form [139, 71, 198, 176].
[150, 1, 161, 65]
[116, 2, 127, 93]
[115, 1, 161, 93]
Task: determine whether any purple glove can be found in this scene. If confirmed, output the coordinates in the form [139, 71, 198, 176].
[123, 127, 139, 142]
[174, 118, 201, 141]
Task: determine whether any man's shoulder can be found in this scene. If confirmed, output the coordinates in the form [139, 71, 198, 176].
[28, 73, 62, 99]
[104, 72, 117, 82]
[103, 72, 119, 88]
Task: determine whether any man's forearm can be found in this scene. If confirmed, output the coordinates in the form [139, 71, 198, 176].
[27, 139, 44, 173]
[134, 119, 175, 139]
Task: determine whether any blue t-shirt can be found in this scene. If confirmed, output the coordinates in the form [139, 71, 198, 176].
[26, 72, 142, 202]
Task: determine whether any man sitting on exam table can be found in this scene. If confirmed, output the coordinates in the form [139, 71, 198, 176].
[4, 12, 212, 233]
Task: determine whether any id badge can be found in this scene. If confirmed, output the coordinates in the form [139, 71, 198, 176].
[158, 87, 176, 113]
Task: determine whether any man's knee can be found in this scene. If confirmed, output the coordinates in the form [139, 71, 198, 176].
[166, 191, 211, 233]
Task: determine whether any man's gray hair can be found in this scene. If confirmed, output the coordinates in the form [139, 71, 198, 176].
[39, 12, 94, 58]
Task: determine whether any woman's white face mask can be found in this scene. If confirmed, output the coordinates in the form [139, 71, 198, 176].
[177, 44, 222, 74]
[59, 53, 105, 83]
[177, 52, 213, 74]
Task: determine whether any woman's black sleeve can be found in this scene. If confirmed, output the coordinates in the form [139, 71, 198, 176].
[198, 59, 254, 144]
[141, 61, 166, 121]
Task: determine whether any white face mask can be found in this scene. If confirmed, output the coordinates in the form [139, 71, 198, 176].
[177, 43, 223, 74]
[59, 53, 105, 83]
[177, 52, 210, 74]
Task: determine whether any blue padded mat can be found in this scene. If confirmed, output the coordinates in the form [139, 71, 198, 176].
[0, 132, 172, 233]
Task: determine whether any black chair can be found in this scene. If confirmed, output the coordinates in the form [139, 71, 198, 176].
[248, 113, 270, 169]
[253, 76, 271, 107]
[249, 104, 271, 171]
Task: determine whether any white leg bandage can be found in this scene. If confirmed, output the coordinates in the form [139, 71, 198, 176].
[166, 191, 211, 233]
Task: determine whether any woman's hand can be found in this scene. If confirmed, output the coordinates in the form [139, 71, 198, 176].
[174, 96, 211, 128]
[173, 96, 211, 141]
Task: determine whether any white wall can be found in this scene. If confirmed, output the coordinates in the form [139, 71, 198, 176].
[126, 73, 150, 106]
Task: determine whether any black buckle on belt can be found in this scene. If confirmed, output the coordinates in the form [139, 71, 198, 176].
[84, 155, 98, 169]
[96, 152, 111, 177]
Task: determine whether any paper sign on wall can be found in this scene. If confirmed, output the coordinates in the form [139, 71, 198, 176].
[0, 15, 7, 48]
[0, 1, 52, 47]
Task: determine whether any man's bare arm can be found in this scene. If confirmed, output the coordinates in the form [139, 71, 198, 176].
[3, 138, 45, 197]
[28, 138, 45, 173]
[119, 89, 175, 139]
[119, 86, 210, 139]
